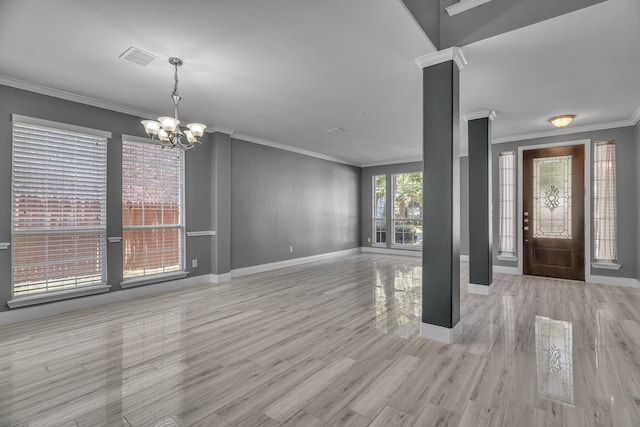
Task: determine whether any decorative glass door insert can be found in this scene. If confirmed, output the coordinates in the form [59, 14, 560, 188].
[533, 155, 572, 239]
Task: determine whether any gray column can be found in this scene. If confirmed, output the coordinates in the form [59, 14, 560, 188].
[211, 132, 231, 278]
[467, 112, 494, 295]
[417, 49, 465, 343]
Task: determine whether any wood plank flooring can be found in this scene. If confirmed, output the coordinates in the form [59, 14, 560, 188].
[1, 253, 639, 426]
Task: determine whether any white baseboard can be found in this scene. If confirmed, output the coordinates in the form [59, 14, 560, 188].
[460, 255, 469, 262]
[0, 273, 219, 325]
[231, 248, 361, 278]
[493, 265, 519, 275]
[420, 322, 462, 344]
[361, 247, 422, 257]
[589, 275, 640, 289]
[213, 273, 232, 283]
[468, 282, 494, 295]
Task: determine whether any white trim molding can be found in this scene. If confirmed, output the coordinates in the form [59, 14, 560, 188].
[7, 284, 111, 309]
[463, 110, 497, 122]
[493, 265, 519, 275]
[415, 47, 467, 71]
[231, 248, 361, 278]
[591, 262, 622, 270]
[209, 125, 235, 135]
[232, 132, 358, 167]
[362, 247, 422, 257]
[446, 0, 493, 16]
[589, 275, 639, 289]
[468, 282, 494, 295]
[0, 274, 221, 325]
[631, 106, 640, 125]
[12, 114, 112, 139]
[493, 120, 634, 145]
[0, 242, 10, 250]
[361, 158, 422, 168]
[186, 230, 217, 237]
[420, 322, 462, 344]
[517, 139, 592, 283]
[120, 271, 189, 289]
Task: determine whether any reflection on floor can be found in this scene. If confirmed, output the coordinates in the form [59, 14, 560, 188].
[0, 253, 639, 426]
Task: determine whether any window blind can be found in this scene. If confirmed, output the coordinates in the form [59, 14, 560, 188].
[498, 151, 516, 257]
[593, 141, 617, 263]
[122, 139, 184, 279]
[12, 122, 108, 297]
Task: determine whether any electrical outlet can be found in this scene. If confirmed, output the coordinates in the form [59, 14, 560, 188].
[289, 246, 294, 253]
[192, 259, 198, 268]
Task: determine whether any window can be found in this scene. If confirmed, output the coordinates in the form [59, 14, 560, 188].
[392, 172, 422, 246]
[593, 141, 617, 263]
[498, 151, 516, 258]
[373, 175, 387, 244]
[11, 118, 108, 298]
[122, 138, 185, 279]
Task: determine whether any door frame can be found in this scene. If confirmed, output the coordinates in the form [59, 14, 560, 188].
[517, 139, 591, 282]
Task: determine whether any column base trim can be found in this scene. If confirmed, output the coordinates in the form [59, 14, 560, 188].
[420, 322, 462, 344]
[468, 282, 494, 295]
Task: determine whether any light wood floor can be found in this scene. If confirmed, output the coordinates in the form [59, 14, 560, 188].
[1, 253, 639, 427]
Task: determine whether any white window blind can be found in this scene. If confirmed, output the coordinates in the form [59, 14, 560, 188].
[498, 151, 516, 257]
[12, 121, 108, 297]
[122, 139, 184, 279]
[593, 141, 617, 263]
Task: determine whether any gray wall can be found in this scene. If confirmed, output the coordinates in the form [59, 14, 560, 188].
[439, 0, 606, 48]
[0, 84, 362, 312]
[636, 122, 640, 281]
[403, 0, 606, 49]
[490, 127, 638, 280]
[230, 139, 361, 269]
[0, 84, 214, 311]
[361, 162, 422, 248]
[460, 156, 469, 255]
[401, 0, 441, 48]
[361, 160, 470, 253]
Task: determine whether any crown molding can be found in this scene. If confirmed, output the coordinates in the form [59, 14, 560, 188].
[415, 47, 467, 71]
[0, 74, 159, 119]
[493, 118, 635, 144]
[360, 157, 422, 168]
[446, 0, 493, 17]
[209, 125, 235, 135]
[463, 110, 497, 121]
[631, 106, 640, 125]
[232, 132, 359, 167]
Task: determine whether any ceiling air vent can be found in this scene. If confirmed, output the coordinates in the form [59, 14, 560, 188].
[324, 127, 346, 134]
[119, 47, 158, 67]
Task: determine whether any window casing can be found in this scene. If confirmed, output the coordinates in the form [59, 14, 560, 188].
[593, 141, 617, 263]
[11, 120, 108, 297]
[498, 151, 516, 258]
[122, 139, 185, 279]
[392, 172, 423, 246]
[372, 175, 387, 244]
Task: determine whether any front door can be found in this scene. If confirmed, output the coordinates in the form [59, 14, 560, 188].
[523, 145, 585, 280]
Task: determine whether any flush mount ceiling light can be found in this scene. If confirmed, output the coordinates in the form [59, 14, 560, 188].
[548, 114, 575, 128]
[141, 57, 206, 150]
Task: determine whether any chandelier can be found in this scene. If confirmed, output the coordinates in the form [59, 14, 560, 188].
[141, 57, 206, 149]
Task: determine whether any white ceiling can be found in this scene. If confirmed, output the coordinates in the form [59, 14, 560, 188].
[0, 0, 638, 166]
